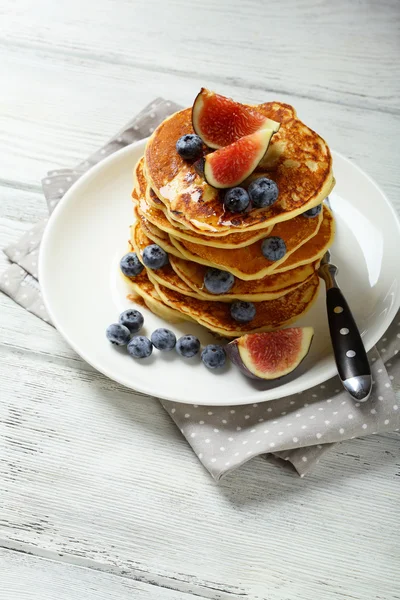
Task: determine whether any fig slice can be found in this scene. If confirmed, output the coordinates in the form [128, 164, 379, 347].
[226, 327, 314, 380]
[203, 128, 274, 189]
[192, 88, 280, 149]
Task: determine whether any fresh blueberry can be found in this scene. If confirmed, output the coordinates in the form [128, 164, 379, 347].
[119, 309, 144, 334]
[176, 335, 200, 358]
[230, 301, 256, 323]
[204, 268, 235, 294]
[151, 328, 177, 351]
[303, 204, 322, 218]
[106, 323, 130, 346]
[248, 177, 279, 208]
[176, 134, 203, 160]
[120, 252, 144, 277]
[223, 187, 250, 213]
[127, 335, 153, 359]
[261, 236, 287, 261]
[201, 344, 226, 369]
[142, 244, 169, 269]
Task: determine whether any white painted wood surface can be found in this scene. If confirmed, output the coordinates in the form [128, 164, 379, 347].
[0, 548, 196, 600]
[1, 1, 399, 598]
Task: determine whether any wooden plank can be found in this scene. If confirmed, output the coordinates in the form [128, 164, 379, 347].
[0, 325, 399, 599]
[0, 0, 399, 113]
[0, 548, 201, 600]
[0, 186, 47, 225]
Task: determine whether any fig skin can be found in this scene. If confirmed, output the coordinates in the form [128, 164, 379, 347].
[226, 339, 260, 380]
[193, 157, 205, 177]
[226, 327, 314, 381]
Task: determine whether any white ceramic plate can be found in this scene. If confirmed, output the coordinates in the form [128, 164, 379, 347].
[40, 139, 400, 405]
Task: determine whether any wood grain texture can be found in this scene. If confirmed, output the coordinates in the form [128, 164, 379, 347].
[1, 0, 399, 113]
[0, 310, 400, 599]
[0, 548, 200, 599]
[0, 186, 48, 224]
[1, 0, 400, 598]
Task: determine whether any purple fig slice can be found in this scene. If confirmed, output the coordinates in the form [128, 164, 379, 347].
[192, 88, 280, 149]
[226, 327, 314, 380]
[203, 129, 274, 189]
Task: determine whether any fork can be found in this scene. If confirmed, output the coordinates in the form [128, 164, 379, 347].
[318, 213, 372, 401]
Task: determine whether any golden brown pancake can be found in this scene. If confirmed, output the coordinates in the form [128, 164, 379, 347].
[122, 270, 190, 324]
[153, 275, 320, 337]
[125, 99, 335, 337]
[132, 212, 185, 260]
[131, 217, 319, 302]
[270, 206, 335, 272]
[130, 221, 200, 298]
[170, 255, 318, 302]
[145, 103, 334, 234]
[134, 159, 275, 247]
[136, 195, 273, 248]
[134, 158, 165, 209]
[168, 207, 327, 280]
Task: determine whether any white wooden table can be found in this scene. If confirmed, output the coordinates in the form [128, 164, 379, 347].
[1, 1, 399, 598]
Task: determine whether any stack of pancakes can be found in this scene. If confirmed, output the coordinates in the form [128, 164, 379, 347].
[126, 101, 335, 337]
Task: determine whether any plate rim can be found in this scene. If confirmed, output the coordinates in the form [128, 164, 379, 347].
[39, 140, 400, 405]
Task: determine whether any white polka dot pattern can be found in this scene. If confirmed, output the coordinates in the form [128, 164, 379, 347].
[162, 340, 399, 480]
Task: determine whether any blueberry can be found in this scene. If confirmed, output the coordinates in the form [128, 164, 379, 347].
[151, 328, 176, 351]
[176, 335, 200, 358]
[106, 323, 130, 346]
[204, 268, 235, 294]
[261, 236, 287, 261]
[120, 252, 144, 277]
[142, 244, 169, 269]
[248, 177, 279, 208]
[176, 134, 203, 160]
[230, 301, 256, 323]
[127, 335, 153, 359]
[224, 187, 250, 213]
[201, 344, 226, 369]
[119, 309, 144, 334]
[303, 204, 322, 218]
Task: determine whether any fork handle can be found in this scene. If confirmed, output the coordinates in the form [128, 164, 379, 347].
[320, 263, 372, 401]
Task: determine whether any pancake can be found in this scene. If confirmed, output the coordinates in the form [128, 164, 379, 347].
[132, 211, 185, 260]
[134, 158, 165, 210]
[147, 266, 198, 298]
[132, 216, 319, 302]
[134, 159, 275, 247]
[136, 195, 273, 248]
[123, 270, 191, 324]
[126, 97, 335, 337]
[153, 275, 320, 337]
[145, 102, 334, 234]
[130, 220, 202, 298]
[170, 255, 318, 302]
[270, 206, 335, 272]
[168, 207, 327, 280]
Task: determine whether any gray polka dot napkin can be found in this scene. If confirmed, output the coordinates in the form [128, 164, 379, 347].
[1, 99, 399, 480]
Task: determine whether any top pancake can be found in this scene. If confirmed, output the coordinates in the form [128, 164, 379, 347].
[134, 158, 274, 247]
[145, 102, 334, 235]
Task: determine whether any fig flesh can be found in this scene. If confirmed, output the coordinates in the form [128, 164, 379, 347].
[192, 88, 280, 149]
[203, 128, 274, 189]
[226, 327, 314, 380]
